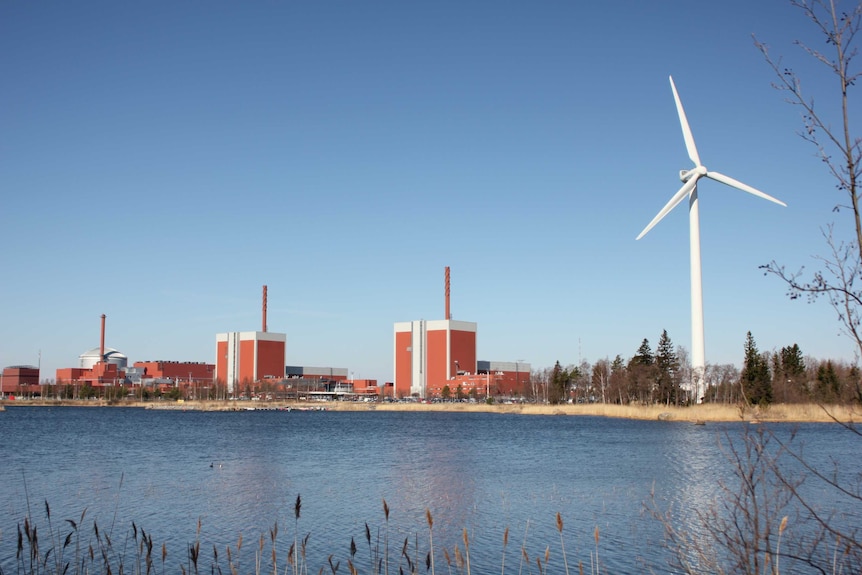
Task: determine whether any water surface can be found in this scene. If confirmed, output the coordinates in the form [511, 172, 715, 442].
[0, 406, 857, 573]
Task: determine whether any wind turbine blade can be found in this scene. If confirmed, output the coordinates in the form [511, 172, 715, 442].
[670, 76, 701, 167]
[636, 176, 699, 240]
[706, 171, 787, 207]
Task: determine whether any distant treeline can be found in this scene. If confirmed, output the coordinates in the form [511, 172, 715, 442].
[529, 330, 859, 407]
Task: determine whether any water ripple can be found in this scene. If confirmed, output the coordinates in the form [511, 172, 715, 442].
[0, 408, 857, 572]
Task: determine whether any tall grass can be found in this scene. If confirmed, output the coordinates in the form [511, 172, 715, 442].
[8, 492, 851, 574]
[0, 497, 600, 575]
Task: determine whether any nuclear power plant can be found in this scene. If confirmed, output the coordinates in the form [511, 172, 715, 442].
[394, 267, 478, 397]
[3, 270, 530, 400]
[55, 314, 127, 385]
[216, 285, 287, 395]
[394, 267, 529, 399]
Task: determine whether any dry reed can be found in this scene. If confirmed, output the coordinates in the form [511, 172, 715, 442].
[11, 487, 843, 575]
[315, 400, 861, 423]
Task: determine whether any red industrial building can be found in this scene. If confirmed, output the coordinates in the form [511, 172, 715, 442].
[216, 286, 286, 394]
[1, 365, 40, 396]
[281, 366, 392, 400]
[354, 379, 393, 398]
[133, 361, 215, 383]
[393, 267, 478, 398]
[394, 268, 531, 399]
[56, 363, 124, 386]
[425, 361, 532, 398]
[394, 319, 477, 398]
[51, 315, 217, 400]
[55, 315, 127, 385]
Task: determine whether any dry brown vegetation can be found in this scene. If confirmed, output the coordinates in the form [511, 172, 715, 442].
[6, 398, 859, 423]
[325, 400, 860, 422]
[134, 399, 859, 422]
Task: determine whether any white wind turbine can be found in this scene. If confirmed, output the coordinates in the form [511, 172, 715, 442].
[637, 76, 786, 403]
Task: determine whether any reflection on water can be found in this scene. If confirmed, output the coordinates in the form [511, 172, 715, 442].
[0, 407, 856, 572]
[654, 421, 734, 572]
[387, 423, 479, 547]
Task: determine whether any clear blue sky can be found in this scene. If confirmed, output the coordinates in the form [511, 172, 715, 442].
[1, 1, 855, 383]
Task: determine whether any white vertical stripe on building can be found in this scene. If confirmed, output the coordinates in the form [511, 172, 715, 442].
[226, 332, 239, 395]
[252, 332, 259, 383]
[446, 323, 451, 379]
[411, 320, 426, 398]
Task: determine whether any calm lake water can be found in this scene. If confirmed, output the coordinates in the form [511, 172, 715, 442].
[0, 406, 858, 573]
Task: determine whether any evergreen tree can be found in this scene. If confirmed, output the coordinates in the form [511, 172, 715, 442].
[549, 361, 568, 405]
[568, 364, 582, 402]
[632, 339, 654, 366]
[776, 343, 807, 402]
[655, 330, 681, 405]
[627, 339, 656, 403]
[815, 360, 840, 403]
[741, 332, 773, 405]
[780, 344, 805, 378]
[608, 355, 627, 404]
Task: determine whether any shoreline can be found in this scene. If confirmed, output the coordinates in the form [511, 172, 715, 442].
[326, 400, 860, 422]
[1, 399, 858, 423]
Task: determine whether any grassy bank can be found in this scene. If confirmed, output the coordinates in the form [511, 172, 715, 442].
[202, 398, 860, 422]
[324, 400, 860, 422]
[4, 398, 854, 422]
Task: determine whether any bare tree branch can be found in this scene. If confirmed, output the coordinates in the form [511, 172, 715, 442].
[754, 1, 862, 260]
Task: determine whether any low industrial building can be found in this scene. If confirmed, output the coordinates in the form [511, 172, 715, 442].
[134, 361, 215, 384]
[56, 355, 125, 385]
[1, 365, 40, 397]
[280, 376, 387, 401]
[56, 346, 127, 386]
[285, 365, 348, 381]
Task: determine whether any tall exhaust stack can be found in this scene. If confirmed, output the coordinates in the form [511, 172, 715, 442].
[445, 267, 451, 320]
[262, 285, 268, 332]
[100, 314, 106, 363]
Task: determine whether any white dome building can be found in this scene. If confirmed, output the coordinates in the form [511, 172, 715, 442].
[79, 347, 128, 370]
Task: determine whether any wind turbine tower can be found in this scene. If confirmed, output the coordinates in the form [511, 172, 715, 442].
[637, 76, 786, 402]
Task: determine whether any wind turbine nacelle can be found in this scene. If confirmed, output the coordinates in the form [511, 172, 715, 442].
[680, 169, 694, 182]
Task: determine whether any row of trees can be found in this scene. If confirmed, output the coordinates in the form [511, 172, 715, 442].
[529, 329, 860, 406]
[49, 383, 184, 401]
